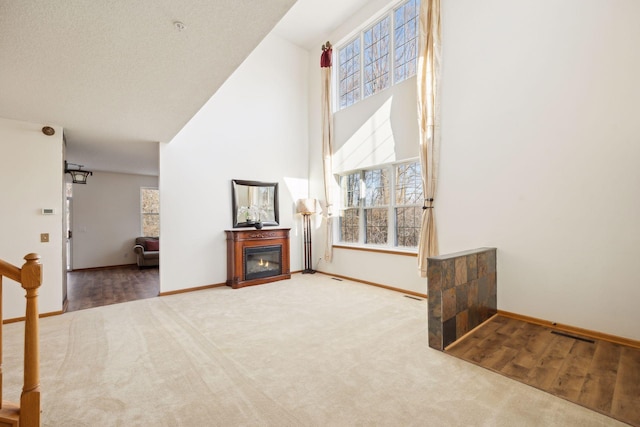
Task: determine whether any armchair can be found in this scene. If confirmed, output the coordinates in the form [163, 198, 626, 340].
[133, 237, 159, 268]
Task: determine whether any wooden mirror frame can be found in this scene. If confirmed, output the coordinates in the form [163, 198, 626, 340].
[231, 179, 279, 228]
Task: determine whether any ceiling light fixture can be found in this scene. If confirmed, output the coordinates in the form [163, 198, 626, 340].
[174, 21, 185, 31]
[65, 161, 93, 184]
[42, 126, 55, 136]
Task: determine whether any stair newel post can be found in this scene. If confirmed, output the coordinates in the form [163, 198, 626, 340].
[20, 253, 41, 427]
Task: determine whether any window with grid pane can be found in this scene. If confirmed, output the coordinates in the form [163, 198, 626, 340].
[340, 173, 361, 243]
[141, 188, 159, 237]
[338, 38, 361, 110]
[394, 0, 420, 84]
[395, 162, 422, 247]
[337, 160, 422, 249]
[363, 16, 390, 98]
[363, 169, 389, 244]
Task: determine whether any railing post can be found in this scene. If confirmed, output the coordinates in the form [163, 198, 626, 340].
[19, 253, 41, 427]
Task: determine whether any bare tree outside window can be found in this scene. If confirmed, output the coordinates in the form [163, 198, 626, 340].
[395, 162, 423, 246]
[340, 173, 360, 243]
[338, 38, 361, 109]
[336, 0, 420, 112]
[394, 0, 420, 84]
[338, 160, 422, 248]
[363, 16, 390, 98]
[141, 188, 159, 237]
[364, 169, 389, 244]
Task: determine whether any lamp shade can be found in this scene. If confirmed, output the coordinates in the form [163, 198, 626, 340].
[296, 198, 317, 214]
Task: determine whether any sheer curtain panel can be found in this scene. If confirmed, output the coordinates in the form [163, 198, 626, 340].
[417, 0, 442, 277]
[321, 42, 335, 263]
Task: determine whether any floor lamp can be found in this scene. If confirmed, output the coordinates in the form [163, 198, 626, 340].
[296, 198, 317, 274]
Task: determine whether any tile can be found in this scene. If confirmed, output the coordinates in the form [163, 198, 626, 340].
[442, 287, 456, 321]
[478, 252, 488, 277]
[467, 253, 478, 281]
[428, 291, 442, 321]
[455, 257, 468, 286]
[468, 279, 479, 308]
[443, 317, 457, 348]
[427, 260, 442, 293]
[478, 276, 490, 305]
[468, 306, 479, 328]
[428, 328, 443, 350]
[442, 259, 455, 290]
[488, 272, 497, 310]
[456, 282, 469, 313]
[487, 249, 497, 274]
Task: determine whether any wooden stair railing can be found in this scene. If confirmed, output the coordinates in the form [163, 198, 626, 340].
[0, 254, 42, 427]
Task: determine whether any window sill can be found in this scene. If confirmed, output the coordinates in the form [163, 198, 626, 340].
[332, 244, 418, 257]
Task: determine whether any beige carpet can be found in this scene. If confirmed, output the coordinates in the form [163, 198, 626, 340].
[3, 274, 624, 426]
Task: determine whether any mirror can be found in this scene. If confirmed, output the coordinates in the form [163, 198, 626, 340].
[231, 179, 279, 227]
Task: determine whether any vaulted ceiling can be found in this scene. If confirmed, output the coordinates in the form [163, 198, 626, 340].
[0, 0, 371, 175]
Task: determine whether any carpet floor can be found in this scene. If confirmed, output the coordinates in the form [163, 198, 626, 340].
[2, 274, 626, 426]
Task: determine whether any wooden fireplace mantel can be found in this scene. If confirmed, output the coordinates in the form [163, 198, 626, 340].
[225, 227, 291, 289]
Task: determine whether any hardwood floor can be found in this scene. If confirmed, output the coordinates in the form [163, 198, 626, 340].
[66, 265, 159, 312]
[447, 315, 640, 426]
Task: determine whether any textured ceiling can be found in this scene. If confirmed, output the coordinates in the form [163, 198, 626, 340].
[0, 0, 370, 176]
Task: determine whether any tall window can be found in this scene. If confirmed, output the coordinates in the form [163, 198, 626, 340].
[394, 0, 420, 84]
[363, 16, 390, 98]
[338, 160, 423, 249]
[338, 38, 361, 109]
[337, 0, 421, 111]
[141, 188, 159, 237]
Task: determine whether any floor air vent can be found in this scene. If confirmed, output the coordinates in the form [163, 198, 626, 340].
[550, 330, 595, 344]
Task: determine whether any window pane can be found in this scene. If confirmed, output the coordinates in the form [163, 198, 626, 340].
[394, 161, 422, 248]
[143, 214, 160, 237]
[362, 16, 390, 99]
[393, 0, 420, 84]
[341, 173, 361, 208]
[338, 37, 361, 109]
[395, 26, 406, 46]
[141, 188, 159, 236]
[364, 169, 389, 207]
[365, 208, 388, 244]
[340, 208, 360, 243]
[396, 206, 421, 247]
[364, 46, 373, 65]
[395, 162, 422, 205]
[380, 17, 390, 37]
[364, 29, 373, 48]
[142, 188, 159, 213]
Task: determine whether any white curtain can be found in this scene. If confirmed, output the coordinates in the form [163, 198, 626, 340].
[417, 0, 442, 277]
[321, 43, 334, 263]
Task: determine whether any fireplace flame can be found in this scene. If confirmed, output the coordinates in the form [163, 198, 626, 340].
[259, 259, 264, 266]
[265, 261, 269, 267]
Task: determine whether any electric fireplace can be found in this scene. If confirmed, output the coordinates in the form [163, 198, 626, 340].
[225, 228, 291, 288]
[244, 245, 282, 281]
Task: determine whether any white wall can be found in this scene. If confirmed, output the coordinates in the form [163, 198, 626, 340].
[308, 0, 640, 340]
[307, 1, 426, 295]
[71, 171, 158, 269]
[438, 0, 640, 340]
[0, 117, 64, 318]
[160, 34, 309, 293]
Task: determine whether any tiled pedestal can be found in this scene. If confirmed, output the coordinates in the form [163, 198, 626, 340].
[427, 248, 497, 351]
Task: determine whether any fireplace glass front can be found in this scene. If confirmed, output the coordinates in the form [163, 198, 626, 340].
[244, 245, 282, 281]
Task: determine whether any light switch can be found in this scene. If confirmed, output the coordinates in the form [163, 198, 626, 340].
[40, 233, 49, 243]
